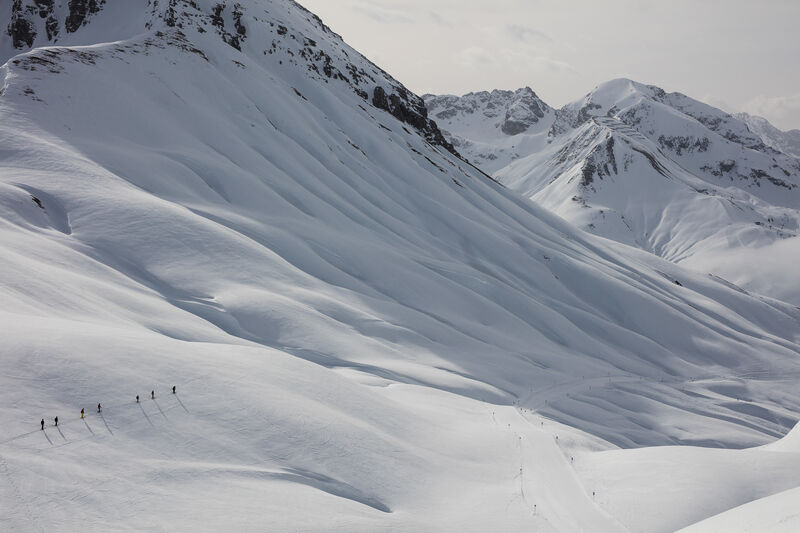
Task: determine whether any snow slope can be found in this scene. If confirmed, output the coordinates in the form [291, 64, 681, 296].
[677, 486, 800, 532]
[1, 1, 800, 530]
[426, 80, 800, 305]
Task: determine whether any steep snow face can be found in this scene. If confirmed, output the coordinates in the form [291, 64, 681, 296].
[738, 112, 800, 159]
[2, 3, 800, 531]
[429, 79, 800, 305]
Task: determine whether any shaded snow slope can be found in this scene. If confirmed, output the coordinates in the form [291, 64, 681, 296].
[1, 2, 800, 531]
[426, 79, 800, 305]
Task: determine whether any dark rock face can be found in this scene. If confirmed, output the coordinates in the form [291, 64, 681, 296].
[373, 86, 457, 155]
[207, 1, 247, 50]
[580, 135, 619, 188]
[658, 135, 710, 156]
[65, 0, 105, 34]
[6, 0, 59, 49]
[8, 0, 37, 49]
[500, 120, 530, 136]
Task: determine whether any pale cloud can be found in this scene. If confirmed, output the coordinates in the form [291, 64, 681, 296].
[531, 56, 576, 74]
[506, 24, 552, 44]
[429, 11, 449, 27]
[353, 4, 414, 24]
[459, 46, 494, 68]
[499, 48, 576, 75]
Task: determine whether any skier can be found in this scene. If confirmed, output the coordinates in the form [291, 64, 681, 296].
[136, 395, 140, 403]
[172, 386, 176, 394]
[54, 416, 58, 427]
[97, 403, 102, 413]
[41, 419, 44, 430]
[81, 408, 85, 419]
[151, 390, 155, 399]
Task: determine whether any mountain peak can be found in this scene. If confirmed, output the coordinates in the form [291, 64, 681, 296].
[2, 0, 457, 153]
[425, 79, 800, 304]
[424, 85, 553, 145]
[737, 112, 800, 158]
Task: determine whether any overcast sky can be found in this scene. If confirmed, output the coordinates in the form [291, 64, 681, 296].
[300, 0, 800, 130]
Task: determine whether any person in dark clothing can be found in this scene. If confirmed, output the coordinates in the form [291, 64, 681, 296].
[172, 386, 176, 394]
[97, 403, 102, 413]
[151, 390, 155, 399]
[41, 419, 44, 430]
[136, 395, 139, 403]
[54, 416, 58, 426]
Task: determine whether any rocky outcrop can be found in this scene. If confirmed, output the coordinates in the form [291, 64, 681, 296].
[65, 0, 105, 34]
[426, 87, 553, 137]
[500, 88, 549, 135]
[7, 1, 37, 49]
[373, 86, 457, 154]
[6, 0, 101, 49]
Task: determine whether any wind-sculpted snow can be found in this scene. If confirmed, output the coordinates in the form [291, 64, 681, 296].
[428, 78, 800, 305]
[1, 2, 800, 531]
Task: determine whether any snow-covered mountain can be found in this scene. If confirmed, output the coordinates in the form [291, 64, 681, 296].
[2, 2, 800, 531]
[737, 111, 800, 159]
[426, 80, 800, 305]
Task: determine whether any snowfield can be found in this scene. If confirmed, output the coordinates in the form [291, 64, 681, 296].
[1, 0, 799, 531]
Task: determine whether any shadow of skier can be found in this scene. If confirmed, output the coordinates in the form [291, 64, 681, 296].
[174, 394, 189, 413]
[56, 425, 66, 441]
[153, 398, 168, 420]
[139, 402, 155, 427]
[42, 430, 53, 445]
[98, 411, 113, 435]
[83, 419, 95, 436]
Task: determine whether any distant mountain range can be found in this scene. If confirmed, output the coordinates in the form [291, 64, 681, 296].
[737, 112, 800, 158]
[425, 80, 800, 304]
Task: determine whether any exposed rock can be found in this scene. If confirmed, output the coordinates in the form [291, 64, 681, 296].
[7, 0, 37, 49]
[66, 0, 106, 34]
[373, 86, 457, 155]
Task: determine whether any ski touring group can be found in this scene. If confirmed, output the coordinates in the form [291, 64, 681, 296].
[40, 386, 177, 430]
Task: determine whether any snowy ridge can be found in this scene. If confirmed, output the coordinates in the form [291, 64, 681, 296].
[427, 79, 800, 305]
[1, 2, 800, 531]
[738, 111, 800, 159]
[1, 0, 454, 152]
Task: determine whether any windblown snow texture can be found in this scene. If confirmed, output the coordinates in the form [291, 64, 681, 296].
[1, 1, 800, 531]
